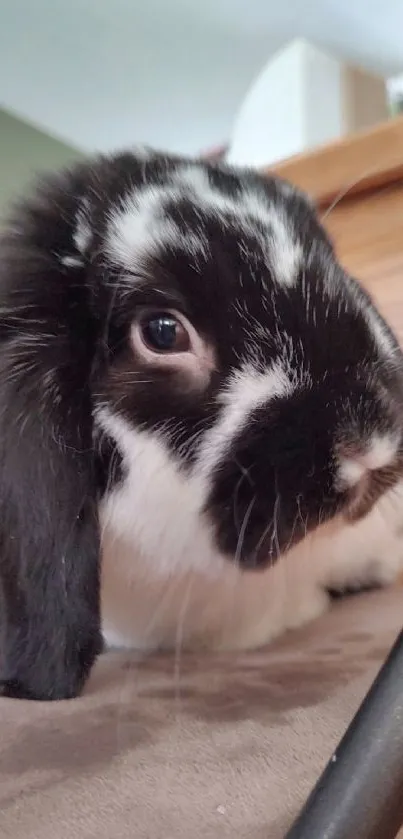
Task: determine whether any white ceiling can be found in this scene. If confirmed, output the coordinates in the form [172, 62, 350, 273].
[1, 0, 403, 155]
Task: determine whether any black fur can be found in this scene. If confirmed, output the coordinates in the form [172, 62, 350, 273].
[0, 150, 402, 700]
[0, 170, 103, 700]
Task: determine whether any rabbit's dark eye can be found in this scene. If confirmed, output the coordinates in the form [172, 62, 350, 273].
[140, 313, 190, 353]
[131, 307, 214, 380]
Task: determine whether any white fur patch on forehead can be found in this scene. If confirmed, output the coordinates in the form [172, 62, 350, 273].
[105, 161, 302, 286]
[105, 183, 209, 272]
[196, 360, 293, 486]
[173, 166, 302, 287]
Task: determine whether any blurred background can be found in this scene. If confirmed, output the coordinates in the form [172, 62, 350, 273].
[0, 0, 403, 213]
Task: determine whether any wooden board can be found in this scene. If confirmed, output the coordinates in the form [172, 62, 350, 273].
[271, 115, 403, 208]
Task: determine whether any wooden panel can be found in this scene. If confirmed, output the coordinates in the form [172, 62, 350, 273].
[271, 115, 403, 208]
[321, 182, 403, 343]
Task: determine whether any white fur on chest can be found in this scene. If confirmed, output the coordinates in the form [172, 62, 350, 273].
[98, 412, 403, 652]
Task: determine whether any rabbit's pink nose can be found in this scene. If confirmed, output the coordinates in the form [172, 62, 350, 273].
[338, 433, 400, 490]
[336, 432, 402, 522]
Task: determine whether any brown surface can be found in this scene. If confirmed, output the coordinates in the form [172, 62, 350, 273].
[272, 114, 403, 207]
[2, 120, 403, 837]
[1, 587, 403, 839]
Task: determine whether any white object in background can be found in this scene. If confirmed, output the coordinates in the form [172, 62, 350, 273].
[387, 74, 403, 116]
[226, 39, 388, 169]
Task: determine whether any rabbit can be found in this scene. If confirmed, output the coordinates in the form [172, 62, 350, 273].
[1, 147, 403, 702]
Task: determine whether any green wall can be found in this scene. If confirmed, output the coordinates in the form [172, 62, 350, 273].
[0, 109, 83, 219]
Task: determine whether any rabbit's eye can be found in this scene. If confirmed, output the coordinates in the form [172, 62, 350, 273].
[139, 312, 190, 354]
[131, 307, 214, 383]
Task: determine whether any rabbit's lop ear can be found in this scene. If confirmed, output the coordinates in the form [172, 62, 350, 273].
[0, 166, 103, 700]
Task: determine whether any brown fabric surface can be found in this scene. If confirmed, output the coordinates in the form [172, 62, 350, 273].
[1, 587, 402, 839]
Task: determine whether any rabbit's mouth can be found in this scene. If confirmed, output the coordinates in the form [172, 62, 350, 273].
[207, 478, 343, 571]
[219, 465, 403, 570]
[205, 432, 403, 571]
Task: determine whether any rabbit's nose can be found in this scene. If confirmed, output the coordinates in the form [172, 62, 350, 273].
[337, 433, 402, 522]
[338, 433, 400, 490]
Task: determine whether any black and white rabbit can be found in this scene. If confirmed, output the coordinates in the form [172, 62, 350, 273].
[1, 149, 403, 702]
